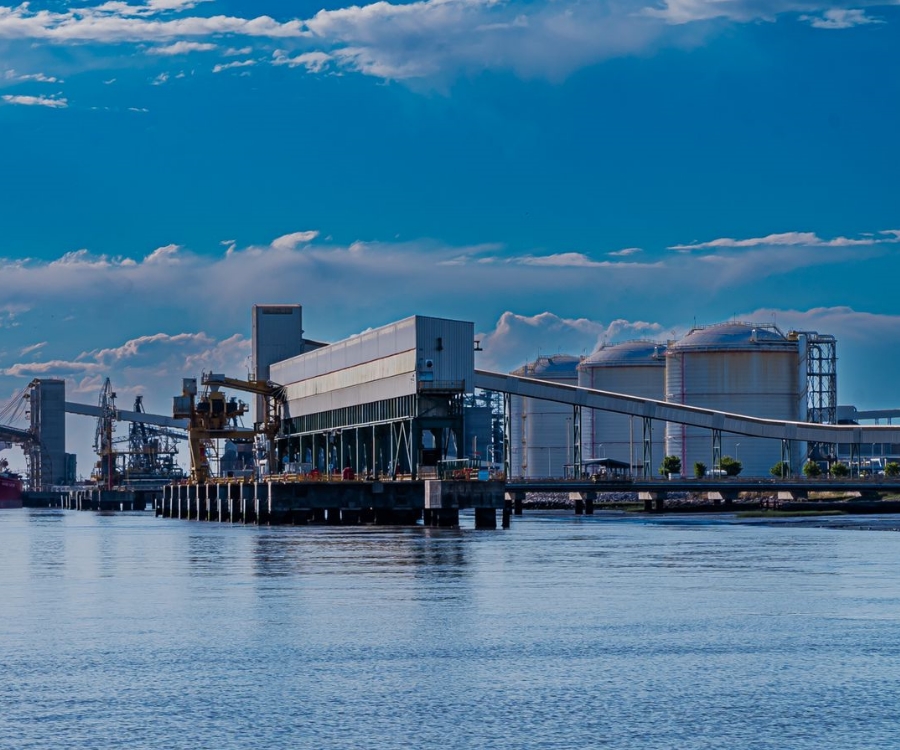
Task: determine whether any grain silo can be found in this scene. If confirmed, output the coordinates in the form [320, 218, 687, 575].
[509, 355, 580, 478]
[577, 341, 666, 472]
[665, 322, 800, 478]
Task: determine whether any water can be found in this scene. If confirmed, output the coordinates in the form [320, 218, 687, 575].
[3, 509, 900, 749]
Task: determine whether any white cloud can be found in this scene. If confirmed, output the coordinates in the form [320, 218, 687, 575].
[0, 0, 893, 88]
[0, 4, 306, 43]
[475, 311, 664, 372]
[272, 50, 332, 73]
[270, 231, 320, 250]
[608, 247, 642, 257]
[644, 0, 894, 25]
[801, 9, 884, 28]
[152, 71, 169, 85]
[2, 93, 67, 108]
[212, 59, 256, 73]
[669, 230, 900, 251]
[19, 342, 46, 356]
[148, 40, 216, 54]
[4, 69, 60, 83]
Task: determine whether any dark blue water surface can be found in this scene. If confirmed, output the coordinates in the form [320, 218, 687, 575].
[3, 509, 900, 749]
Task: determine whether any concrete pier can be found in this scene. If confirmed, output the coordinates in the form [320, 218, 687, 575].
[64, 488, 150, 511]
[156, 479, 506, 528]
[638, 491, 667, 512]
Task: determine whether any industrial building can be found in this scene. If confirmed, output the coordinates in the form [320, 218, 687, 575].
[269, 315, 474, 479]
[508, 355, 580, 478]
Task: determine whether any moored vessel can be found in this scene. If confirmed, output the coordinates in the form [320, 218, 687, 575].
[0, 461, 24, 509]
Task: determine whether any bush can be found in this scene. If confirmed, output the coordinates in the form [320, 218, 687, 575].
[720, 455, 742, 476]
[885, 461, 900, 477]
[693, 461, 707, 479]
[802, 460, 822, 478]
[659, 455, 682, 476]
[830, 462, 850, 478]
[770, 461, 790, 478]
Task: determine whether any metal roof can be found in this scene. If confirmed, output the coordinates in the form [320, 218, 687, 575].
[512, 354, 580, 377]
[579, 340, 666, 368]
[669, 322, 793, 352]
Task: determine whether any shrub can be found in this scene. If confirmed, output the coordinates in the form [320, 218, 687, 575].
[693, 461, 707, 478]
[885, 461, 900, 477]
[830, 462, 850, 478]
[802, 460, 822, 478]
[659, 455, 682, 476]
[720, 455, 742, 477]
[770, 461, 790, 478]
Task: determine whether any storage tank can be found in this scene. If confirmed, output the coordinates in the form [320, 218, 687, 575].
[509, 355, 580, 478]
[578, 341, 666, 472]
[665, 323, 800, 478]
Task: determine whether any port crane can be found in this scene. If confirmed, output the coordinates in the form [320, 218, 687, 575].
[92, 378, 187, 489]
[173, 373, 283, 483]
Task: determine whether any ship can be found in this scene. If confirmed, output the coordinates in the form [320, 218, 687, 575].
[0, 460, 24, 509]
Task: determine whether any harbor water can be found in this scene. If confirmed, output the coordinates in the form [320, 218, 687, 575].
[3, 509, 900, 749]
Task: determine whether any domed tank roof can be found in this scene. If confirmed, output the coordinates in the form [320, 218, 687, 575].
[512, 354, 580, 377]
[579, 340, 666, 369]
[669, 322, 794, 352]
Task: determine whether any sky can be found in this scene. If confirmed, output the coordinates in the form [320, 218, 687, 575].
[1, 0, 899, 477]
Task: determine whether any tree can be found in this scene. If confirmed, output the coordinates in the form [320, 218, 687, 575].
[802, 460, 822, 478]
[720, 455, 742, 476]
[885, 461, 900, 477]
[693, 461, 707, 479]
[660, 455, 682, 477]
[770, 461, 790, 478]
[830, 462, 850, 478]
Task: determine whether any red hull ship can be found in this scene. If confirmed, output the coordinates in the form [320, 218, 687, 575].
[0, 470, 23, 509]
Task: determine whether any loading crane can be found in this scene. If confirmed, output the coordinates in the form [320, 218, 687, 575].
[172, 373, 285, 484]
[91, 378, 188, 489]
[173, 375, 260, 483]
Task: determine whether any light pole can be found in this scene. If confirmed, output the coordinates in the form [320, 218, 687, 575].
[736, 443, 740, 465]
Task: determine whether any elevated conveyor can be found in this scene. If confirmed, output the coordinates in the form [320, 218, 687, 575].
[474, 370, 900, 445]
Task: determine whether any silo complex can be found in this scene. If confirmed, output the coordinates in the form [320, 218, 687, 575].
[665, 323, 800, 477]
[578, 341, 666, 470]
[509, 355, 580, 478]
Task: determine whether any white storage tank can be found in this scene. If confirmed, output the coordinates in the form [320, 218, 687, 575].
[578, 341, 666, 472]
[665, 323, 800, 478]
[509, 355, 580, 478]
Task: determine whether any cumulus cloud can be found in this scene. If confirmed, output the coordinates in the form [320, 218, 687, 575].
[0, 0, 894, 87]
[2, 93, 67, 108]
[475, 311, 665, 372]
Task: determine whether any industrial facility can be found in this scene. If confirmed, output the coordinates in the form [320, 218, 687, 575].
[506, 322, 845, 478]
[5, 303, 900, 515]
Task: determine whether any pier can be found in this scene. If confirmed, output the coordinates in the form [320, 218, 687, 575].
[156, 478, 508, 528]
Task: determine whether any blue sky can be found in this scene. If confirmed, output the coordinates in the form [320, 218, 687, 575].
[1, 0, 899, 476]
